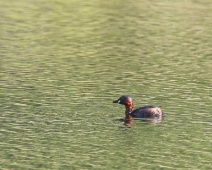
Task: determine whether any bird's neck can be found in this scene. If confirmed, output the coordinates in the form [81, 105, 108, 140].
[125, 105, 133, 114]
[125, 104, 133, 120]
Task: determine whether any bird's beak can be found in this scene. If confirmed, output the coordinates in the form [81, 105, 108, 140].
[113, 99, 120, 103]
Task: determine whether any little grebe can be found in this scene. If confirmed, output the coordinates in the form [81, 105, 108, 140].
[113, 96, 164, 120]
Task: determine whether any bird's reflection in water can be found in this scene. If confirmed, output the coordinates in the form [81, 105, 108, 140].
[116, 116, 164, 128]
[140, 116, 164, 124]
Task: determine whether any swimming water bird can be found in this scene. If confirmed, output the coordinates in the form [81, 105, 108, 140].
[113, 96, 164, 121]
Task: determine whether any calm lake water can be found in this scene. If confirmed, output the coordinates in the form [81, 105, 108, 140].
[0, 0, 211, 169]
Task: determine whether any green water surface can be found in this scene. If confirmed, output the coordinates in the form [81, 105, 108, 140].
[0, 0, 211, 169]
